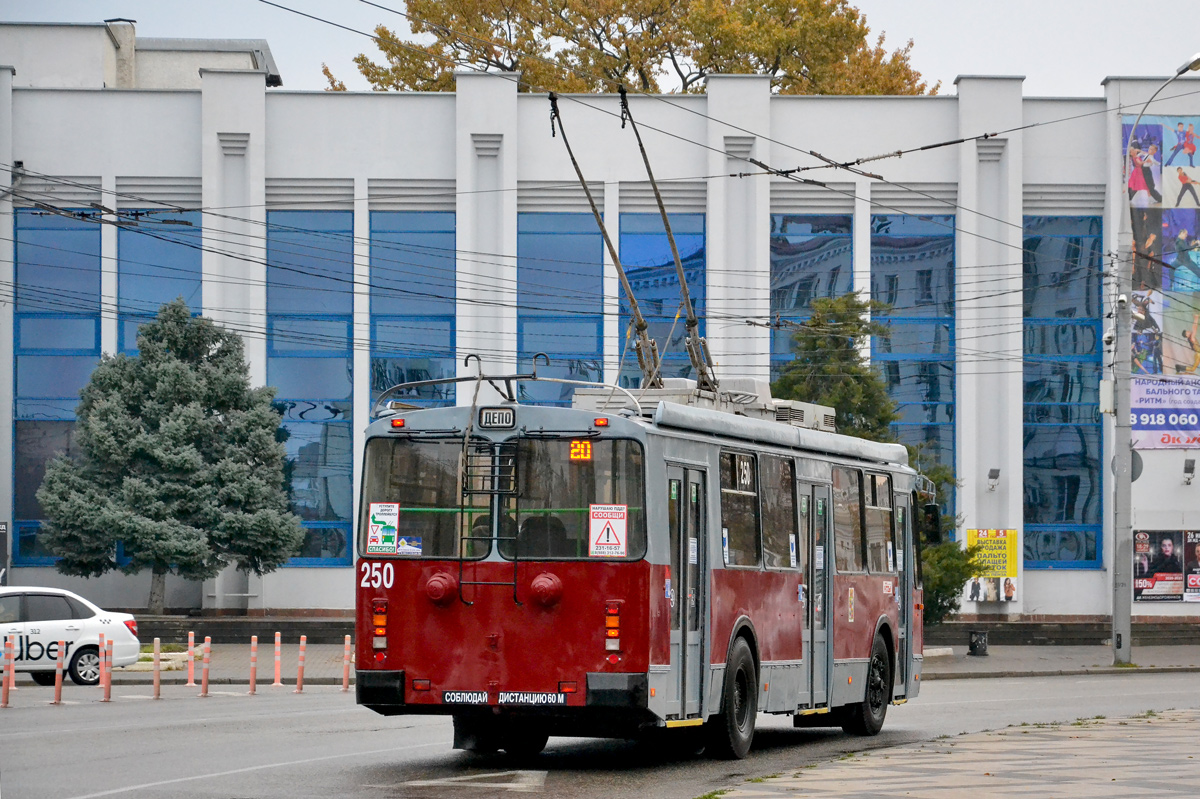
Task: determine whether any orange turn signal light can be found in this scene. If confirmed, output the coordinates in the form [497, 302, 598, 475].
[594, 417, 609, 427]
[558, 681, 577, 694]
[391, 418, 405, 428]
[605, 616, 620, 629]
[605, 628, 620, 639]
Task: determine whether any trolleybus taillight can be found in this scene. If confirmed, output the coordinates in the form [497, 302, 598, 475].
[605, 601, 621, 652]
[372, 599, 388, 654]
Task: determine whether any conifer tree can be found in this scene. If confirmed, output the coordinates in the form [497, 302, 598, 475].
[37, 300, 304, 614]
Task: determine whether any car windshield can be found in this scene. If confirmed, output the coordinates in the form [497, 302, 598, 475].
[499, 438, 646, 561]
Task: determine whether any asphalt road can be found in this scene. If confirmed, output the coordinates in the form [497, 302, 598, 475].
[2, 673, 1198, 799]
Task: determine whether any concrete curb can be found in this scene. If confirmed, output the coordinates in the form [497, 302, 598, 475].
[924, 665, 1200, 680]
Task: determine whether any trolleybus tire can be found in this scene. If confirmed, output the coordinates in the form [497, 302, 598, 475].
[706, 636, 757, 759]
[69, 646, 101, 686]
[30, 671, 57, 686]
[840, 635, 890, 736]
[452, 714, 501, 754]
[502, 727, 549, 758]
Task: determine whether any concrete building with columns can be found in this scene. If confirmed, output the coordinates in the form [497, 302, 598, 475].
[2, 21, 1199, 620]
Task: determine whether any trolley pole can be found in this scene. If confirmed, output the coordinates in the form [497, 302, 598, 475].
[1113, 52, 1200, 666]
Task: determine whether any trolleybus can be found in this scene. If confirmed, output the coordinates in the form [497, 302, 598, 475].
[355, 364, 935, 758]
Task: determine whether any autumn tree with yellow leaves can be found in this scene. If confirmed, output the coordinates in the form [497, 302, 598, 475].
[323, 0, 935, 95]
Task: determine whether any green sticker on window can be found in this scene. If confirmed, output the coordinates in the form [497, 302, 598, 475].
[800, 496, 809, 515]
[691, 483, 698, 501]
[817, 498, 826, 516]
[670, 482, 678, 499]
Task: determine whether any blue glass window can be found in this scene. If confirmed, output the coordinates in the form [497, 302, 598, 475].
[267, 211, 355, 565]
[1023, 217, 1104, 569]
[12, 210, 101, 564]
[770, 214, 853, 380]
[370, 212, 456, 406]
[619, 213, 705, 385]
[871, 215, 956, 509]
[518, 213, 604, 405]
[118, 212, 202, 353]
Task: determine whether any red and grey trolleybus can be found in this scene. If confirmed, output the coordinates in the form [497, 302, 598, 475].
[355, 365, 935, 759]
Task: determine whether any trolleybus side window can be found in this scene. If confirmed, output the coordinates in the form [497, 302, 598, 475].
[720, 451, 761, 567]
[865, 473, 896, 573]
[358, 437, 491, 558]
[832, 466, 865, 572]
[760, 455, 798, 570]
[500, 438, 646, 560]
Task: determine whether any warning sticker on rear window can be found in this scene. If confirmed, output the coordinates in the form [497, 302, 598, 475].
[366, 503, 399, 554]
[589, 505, 627, 557]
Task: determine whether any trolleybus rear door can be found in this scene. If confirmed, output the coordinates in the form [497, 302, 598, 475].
[809, 485, 832, 706]
[894, 494, 913, 698]
[666, 466, 706, 719]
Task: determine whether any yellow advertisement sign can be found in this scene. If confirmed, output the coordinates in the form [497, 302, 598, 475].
[967, 529, 1018, 579]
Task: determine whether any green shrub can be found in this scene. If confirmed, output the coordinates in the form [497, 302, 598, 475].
[922, 540, 982, 627]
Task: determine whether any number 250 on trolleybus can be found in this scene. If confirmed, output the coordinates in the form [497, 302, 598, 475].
[354, 366, 937, 759]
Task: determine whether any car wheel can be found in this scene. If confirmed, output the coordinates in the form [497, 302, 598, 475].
[841, 634, 891, 736]
[706, 636, 757, 759]
[69, 646, 101, 686]
[30, 671, 57, 686]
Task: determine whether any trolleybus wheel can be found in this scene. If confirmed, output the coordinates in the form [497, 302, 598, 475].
[452, 714, 501, 754]
[706, 636, 757, 759]
[841, 634, 890, 736]
[502, 727, 549, 758]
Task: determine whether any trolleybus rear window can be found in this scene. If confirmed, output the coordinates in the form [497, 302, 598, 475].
[358, 437, 492, 558]
[499, 439, 646, 561]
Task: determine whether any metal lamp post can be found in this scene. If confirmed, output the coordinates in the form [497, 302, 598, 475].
[1113, 52, 1200, 666]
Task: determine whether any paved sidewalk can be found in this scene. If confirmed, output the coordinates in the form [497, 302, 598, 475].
[721, 708, 1200, 798]
[922, 644, 1200, 679]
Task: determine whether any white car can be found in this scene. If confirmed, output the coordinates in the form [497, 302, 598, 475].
[0, 587, 140, 686]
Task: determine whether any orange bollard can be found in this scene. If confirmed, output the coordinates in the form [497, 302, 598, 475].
[101, 641, 113, 702]
[53, 639, 65, 705]
[199, 636, 211, 698]
[248, 635, 258, 696]
[341, 635, 351, 693]
[152, 638, 161, 700]
[272, 632, 282, 687]
[293, 635, 306, 694]
[2, 636, 12, 708]
[97, 632, 106, 690]
[186, 631, 196, 687]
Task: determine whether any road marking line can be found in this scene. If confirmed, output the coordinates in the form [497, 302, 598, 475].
[62, 740, 451, 799]
[398, 770, 548, 793]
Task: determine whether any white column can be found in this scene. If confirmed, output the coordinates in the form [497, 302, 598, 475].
[352, 175, 371, 567]
[854, 178, 873, 362]
[603, 180, 621, 382]
[0, 65, 15, 556]
[100, 175, 118, 355]
[455, 72, 518, 402]
[704, 75, 771, 381]
[954, 76, 1025, 618]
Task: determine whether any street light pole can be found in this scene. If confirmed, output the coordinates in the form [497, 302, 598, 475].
[1113, 52, 1200, 667]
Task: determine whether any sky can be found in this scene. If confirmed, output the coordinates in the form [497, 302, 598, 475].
[1, 0, 1199, 95]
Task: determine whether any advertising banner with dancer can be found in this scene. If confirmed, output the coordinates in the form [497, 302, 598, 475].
[1124, 115, 1200, 449]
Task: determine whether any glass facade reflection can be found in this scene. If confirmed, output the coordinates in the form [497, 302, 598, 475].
[370, 212, 456, 406]
[517, 213, 604, 405]
[267, 211, 354, 565]
[117, 212, 203, 353]
[870, 215, 956, 508]
[12, 210, 101, 563]
[1023, 216, 1104, 568]
[769, 214, 853, 380]
[618, 213, 706, 386]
